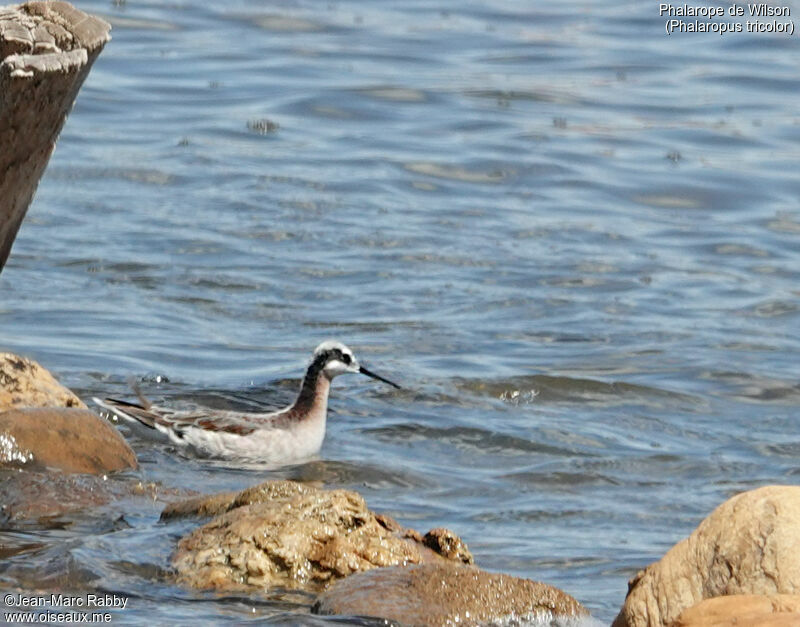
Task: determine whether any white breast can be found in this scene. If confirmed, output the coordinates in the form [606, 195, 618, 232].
[176, 409, 328, 464]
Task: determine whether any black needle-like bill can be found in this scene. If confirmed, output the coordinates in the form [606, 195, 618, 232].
[359, 365, 401, 389]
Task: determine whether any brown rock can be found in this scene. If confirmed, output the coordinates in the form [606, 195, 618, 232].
[673, 594, 800, 627]
[422, 527, 473, 564]
[170, 480, 473, 591]
[0, 470, 179, 523]
[1, 2, 110, 273]
[0, 353, 85, 410]
[0, 470, 115, 522]
[312, 563, 589, 626]
[161, 479, 323, 520]
[613, 486, 800, 627]
[0, 408, 137, 473]
[160, 489, 240, 520]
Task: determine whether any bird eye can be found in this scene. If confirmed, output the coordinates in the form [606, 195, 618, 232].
[341, 354, 352, 365]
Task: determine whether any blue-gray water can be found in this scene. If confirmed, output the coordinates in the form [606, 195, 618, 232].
[1, 0, 799, 623]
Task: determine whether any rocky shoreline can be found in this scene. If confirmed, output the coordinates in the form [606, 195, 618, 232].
[2, 352, 800, 625]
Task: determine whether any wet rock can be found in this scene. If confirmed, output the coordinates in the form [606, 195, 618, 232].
[169, 480, 473, 591]
[160, 489, 240, 520]
[673, 594, 800, 627]
[161, 478, 321, 520]
[0, 2, 110, 272]
[312, 563, 589, 626]
[0, 353, 135, 473]
[0, 353, 85, 410]
[0, 470, 114, 522]
[613, 486, 800, 627]
[0, 471, 164, 523]
[0, 408, 137, 473]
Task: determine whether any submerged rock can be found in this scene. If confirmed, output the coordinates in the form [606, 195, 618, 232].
[0, 353, 85, 410]
[0, 471, 114, 522]
[0, 471, 165, 523]
[673, 594, 800, 627]
[613, 486, 800, 627]
[0, 408, 137, 473]
[312, 563, 589, 626]
[169, 480, 473, 592]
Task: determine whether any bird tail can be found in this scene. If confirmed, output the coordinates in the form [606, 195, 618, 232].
[93, 396, 158, 430]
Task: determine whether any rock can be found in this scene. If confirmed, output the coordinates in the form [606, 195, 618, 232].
[0, 470, 115, 522]
[0, 353, 85, 410]
[0, 408, 137, 473]
[613, 486, 800, 627]
[0, 1, 110, 272]
[0, 354, 137, 474]
[0, 470, 162, 523]
[161, 479, 322, 520]
[673, 594, 800, 627]
[160, 489, 240, 520]
[422, 527, 474, 564]
[312, 563, 589, 626]
[169, 480, 473, 592]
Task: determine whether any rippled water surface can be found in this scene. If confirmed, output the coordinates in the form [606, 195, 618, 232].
[2, 0, 799, 623]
